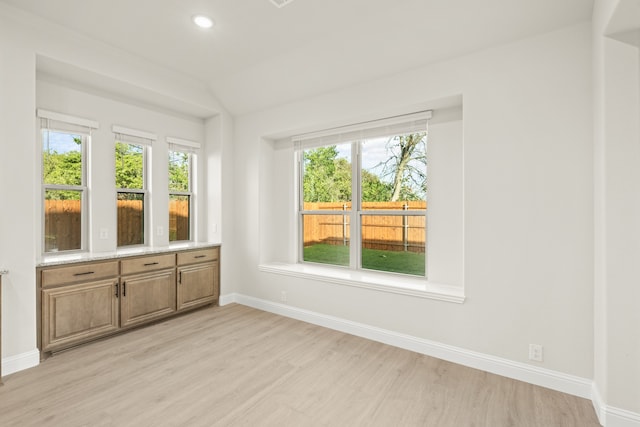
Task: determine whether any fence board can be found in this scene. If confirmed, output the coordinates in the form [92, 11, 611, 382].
[303, 201, 426, 253]
[44, 199, 190, 250]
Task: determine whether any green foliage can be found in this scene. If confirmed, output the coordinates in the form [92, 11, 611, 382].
[303, 146, 391, 203]
[43, 136, 83, 200]
[303, 133, 426, 204]
[303, 146, 348, 202]
[361, 170, 392, 202]
[169, 151, 190, 192]
[115, 142, 144, 190]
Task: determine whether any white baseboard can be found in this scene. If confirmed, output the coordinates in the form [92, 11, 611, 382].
[605, 408, 640, 427]
[229, 293, 592, 398]
[219, 293, 236, 306]
[592, 385, 640, 427]
[2, 349, 39, 377]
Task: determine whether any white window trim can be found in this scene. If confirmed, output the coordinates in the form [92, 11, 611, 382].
[114, 130, 152, 248]
[259, 110, 465, 303]
[40, 112, 97, 255]
[167, 137, 198, 242]
[296, 114, 429, 275]
[258, 263, 465, 303]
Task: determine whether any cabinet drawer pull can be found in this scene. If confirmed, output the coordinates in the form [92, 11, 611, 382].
[144, 262, 159, 266]
[73, 271, 95, 276]
[194, 255, 206, 259]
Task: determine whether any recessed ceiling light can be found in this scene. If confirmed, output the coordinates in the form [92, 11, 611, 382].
[192, 15, 214, 29]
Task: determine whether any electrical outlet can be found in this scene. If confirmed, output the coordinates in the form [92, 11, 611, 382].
[280, 291, 287, 302]
[157, 226, 164, 236]
[529, 344, 543, 362]
[99, 228, 109, 239]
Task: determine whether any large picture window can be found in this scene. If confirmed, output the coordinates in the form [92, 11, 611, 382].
[114, 126, 155, 247]
[297, 112, 430, 277]
[40, 110, 98, 254]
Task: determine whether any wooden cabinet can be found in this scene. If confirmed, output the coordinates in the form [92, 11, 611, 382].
[42, 279, 120, 352]
[41, 261, 120, 352]
[37, 245, 220, 356]
[121, 268, 176, 328]
[177, 247, 219, 311]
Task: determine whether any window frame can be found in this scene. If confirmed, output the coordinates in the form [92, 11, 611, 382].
[113, 126, 156, 248]
[41, 129, 89, 254]
[39, 109, 98, 255]
[168, 148, 194, 242]
[296, 113, 430, 278]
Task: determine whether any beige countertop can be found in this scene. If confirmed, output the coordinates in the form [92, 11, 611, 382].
[37, 242, 220, 268]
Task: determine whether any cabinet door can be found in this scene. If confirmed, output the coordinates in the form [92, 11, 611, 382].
[42, 279, 119, 352]
[177, 261, 218, 311]
[120, 269, 176, 328]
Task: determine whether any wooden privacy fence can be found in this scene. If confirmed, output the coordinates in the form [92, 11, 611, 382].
[44, 199, 189, 250]
[303, 201, 426, 253]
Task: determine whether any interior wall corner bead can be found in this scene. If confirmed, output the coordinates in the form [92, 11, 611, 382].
[36, 109, 99, 130]
[112, 125, 157, 142]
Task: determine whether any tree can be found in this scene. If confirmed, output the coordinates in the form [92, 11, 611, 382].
[303, 146, 351, 203]
[378, 133, 427, 201]
[362, 169, 392, 202]
[115, 142, 144, 190]
[43, 136, 82, 200]
[169, 151, 190, 192]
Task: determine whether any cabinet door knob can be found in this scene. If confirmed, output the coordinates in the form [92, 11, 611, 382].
[123, 282, 126, 297]
[115, 283, 119, 298]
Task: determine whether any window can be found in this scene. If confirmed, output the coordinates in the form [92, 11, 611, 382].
[114, 126, 155, 247]
[39, 109, 98, 254]
[167, 137, 199, 242]
[297, 112, 430, 277]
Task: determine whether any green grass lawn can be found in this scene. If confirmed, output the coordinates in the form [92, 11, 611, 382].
[303, 243, 425, 276]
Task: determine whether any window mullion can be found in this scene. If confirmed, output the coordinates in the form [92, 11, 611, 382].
[350, 141, 361, 270]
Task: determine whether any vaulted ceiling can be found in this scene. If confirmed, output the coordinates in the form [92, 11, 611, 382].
[0, 0, 593, 115]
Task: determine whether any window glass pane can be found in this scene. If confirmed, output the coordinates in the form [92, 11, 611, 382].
[117, 192, 144, 246]
[302, 144, 352, 206]
[169, 194, 190, 241]
[115, 142, 144, 190]
[42, 131, 83, 186]
[360, 214, 425, 276]
[44, 189, 82, 252]
[169, 151, 190, 192]
[361, 133, 426, 209]
[302, 214, 349, 266]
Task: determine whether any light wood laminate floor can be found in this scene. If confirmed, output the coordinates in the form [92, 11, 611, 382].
[0, 304, 600, 427]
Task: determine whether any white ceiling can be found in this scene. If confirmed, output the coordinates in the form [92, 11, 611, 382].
[1, 0, 593, 116]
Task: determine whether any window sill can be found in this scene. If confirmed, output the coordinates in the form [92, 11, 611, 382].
[258, 262, 465, 304]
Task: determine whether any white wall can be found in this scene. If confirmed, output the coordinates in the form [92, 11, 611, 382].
[234, 23, 593, 379]
[593, 0, 640, 419]
[0, 36, 38, 366]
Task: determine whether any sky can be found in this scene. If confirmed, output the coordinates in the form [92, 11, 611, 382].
[42, 130, 82, 154]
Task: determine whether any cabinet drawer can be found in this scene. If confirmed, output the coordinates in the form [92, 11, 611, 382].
[177, 247, 219, 265]
[121, 254, 175, 275]
[42, 261, 119, 288]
